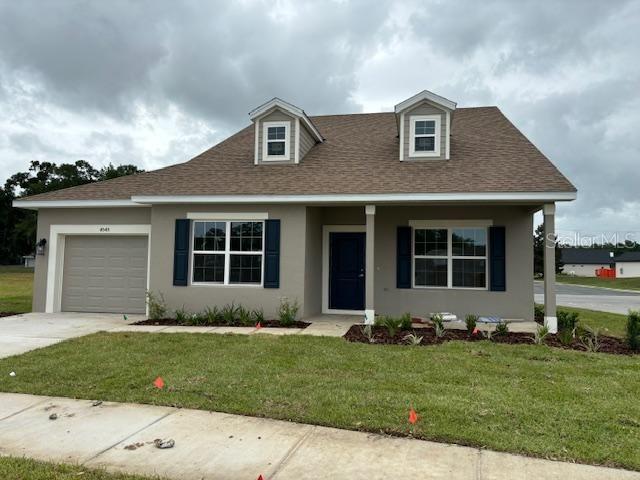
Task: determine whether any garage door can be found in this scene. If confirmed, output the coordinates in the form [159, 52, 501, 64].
[61, 236, 148, 314]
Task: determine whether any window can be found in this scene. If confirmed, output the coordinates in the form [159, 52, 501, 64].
[409, 115, 441, 157]
[413, 227, 487, 289]
[263, 121, 289, 161]
[192, 220, 264, 285]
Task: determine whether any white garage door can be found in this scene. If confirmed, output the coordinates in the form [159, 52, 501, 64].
[61, 236, 148, 314]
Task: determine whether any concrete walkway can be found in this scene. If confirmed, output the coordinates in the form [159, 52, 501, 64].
[0, 393, 637, 480]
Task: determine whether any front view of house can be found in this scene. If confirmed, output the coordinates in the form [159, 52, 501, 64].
[15, 90, 576, 331]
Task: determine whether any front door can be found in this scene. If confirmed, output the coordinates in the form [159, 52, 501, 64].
[329, 232, 365, 310]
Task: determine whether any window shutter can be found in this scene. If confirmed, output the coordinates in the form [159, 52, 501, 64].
[173, 219, 191, 286]
[264, 219, 280, 288]
[489, 226, 506, 292]
[397, 226, 412, 288]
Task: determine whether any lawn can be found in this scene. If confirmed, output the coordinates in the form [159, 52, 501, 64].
[1, 333, 639, 471]
[0, 265, 33, 313]
[556, 274, 640, 291]
[559, 305, 630, 338]
[0, 456, 161, 480]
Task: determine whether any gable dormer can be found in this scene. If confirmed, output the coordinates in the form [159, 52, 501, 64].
[395, 90, 457, 161]
[249, 98, 323, 165]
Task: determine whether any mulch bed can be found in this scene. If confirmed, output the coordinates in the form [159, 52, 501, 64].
[133, 318, 310, 329]
[0, 312, 20, 318]
[344, 325, 638, 355]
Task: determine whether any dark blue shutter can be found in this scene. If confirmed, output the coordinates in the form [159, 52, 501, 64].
[397, 226, 412, 288]
[173, 219, 191, 286]
[490, 226, 506, 292]
[264, 219, 280, 288]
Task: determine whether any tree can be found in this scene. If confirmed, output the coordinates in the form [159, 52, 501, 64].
[0, 160, 143, 264]
[533, 223, 563, 276]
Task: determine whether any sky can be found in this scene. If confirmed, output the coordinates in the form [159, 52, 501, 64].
[1, 0, 639, 243]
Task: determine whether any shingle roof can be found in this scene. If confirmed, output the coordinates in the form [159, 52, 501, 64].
[560, 248, 614, 265]
[18, 107, 576, 202]
[615, 252, 640, 263]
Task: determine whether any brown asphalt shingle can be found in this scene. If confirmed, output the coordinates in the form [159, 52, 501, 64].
[19, 107, 575, 202]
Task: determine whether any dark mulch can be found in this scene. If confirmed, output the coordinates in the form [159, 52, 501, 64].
[344, 325, 638, 355]
[133, 318, 310, 329]
[0, 312, 20, 318]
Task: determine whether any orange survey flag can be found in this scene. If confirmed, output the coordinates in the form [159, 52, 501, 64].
[256, 322, 262, 329]
[153, 377, 165, 389]
[409, 407, 418, 424]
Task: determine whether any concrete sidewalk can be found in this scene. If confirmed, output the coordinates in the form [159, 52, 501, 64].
[0, 393, 638, 480]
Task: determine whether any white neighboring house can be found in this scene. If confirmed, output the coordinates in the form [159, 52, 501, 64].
[615, 252, 640, 278]
[559, 248, 614, 277]
[22, 255, 35, 268]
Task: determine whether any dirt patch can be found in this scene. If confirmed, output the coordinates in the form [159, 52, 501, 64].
[344, 325, 638, 355]
[133, 318, 310, 329]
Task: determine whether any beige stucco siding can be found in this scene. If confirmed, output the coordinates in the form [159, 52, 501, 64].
[402, 101, 448, 160]
[303, 207, 323, 317]
[31, 207, 152, 312]
[148, 204, 307, 318]
[256, 108, 297, 164]
[618, 262, 640, 278]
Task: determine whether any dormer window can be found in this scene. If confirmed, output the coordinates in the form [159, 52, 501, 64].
[410, 115, 441, 157]
[263, 121, 290, 161]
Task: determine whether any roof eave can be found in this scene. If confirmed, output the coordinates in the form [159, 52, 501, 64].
[394, 90, 457, 113]
[249, 97, 324, 142]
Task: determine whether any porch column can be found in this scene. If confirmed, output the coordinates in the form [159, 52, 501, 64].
[543, 203, 557, 333]
[365, 205, 375, 324]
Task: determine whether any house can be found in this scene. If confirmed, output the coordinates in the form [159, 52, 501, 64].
[22, 255, 36, 268]
[615, 252, 640, 278]
[13, 90, 576, 332]
[560, 248, 614, 277]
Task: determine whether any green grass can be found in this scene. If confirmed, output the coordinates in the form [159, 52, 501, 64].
[1, 333, 639, 470]
[556, 274, 640, 291]
[559, 306, 630, 338]
[0, 265, 33, 313]
[0, 456, 161, 480]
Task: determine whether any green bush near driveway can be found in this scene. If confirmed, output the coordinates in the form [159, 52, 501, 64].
[1, 332, 639, 471]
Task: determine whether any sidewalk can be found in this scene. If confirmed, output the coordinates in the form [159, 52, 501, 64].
[1, 393, 638, 480]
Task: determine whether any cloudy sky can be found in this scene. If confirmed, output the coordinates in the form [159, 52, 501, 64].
[1, 0, 638, 242]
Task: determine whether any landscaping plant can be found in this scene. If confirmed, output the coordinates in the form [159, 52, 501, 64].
[626, 310, 640, 351]
[278, 298, 299, 327]
[399, 312, 413, 331]
[580, 326, 602, 353]
[221, 303, 240, 325]
[465, 314, 478, 333]
[361, 324, 376, 343]
[174, 306, 190, 324]
[431, 314, 446, 339]
[237, 305, 253, 326]
[534, 304, 544, 323]
[494, 320, 509, 336]
[251, 308, 265, 325]
[557, 328, 575, 346]
[403, 333, 423, 346]
[146, 291, 167, 320]
[203, 306, 221, 325]
[532, 325, 549, 345]
[376, 316, 402, 337]
[558, 309, 579, 333]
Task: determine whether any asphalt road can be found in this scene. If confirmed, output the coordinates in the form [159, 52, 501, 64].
[534, 281, 640, 315]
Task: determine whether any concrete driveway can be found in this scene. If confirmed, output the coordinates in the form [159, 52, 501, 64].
[534, 281, 640, 314]
[0, 312, 140, 359]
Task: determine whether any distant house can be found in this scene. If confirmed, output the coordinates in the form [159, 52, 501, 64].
[615, 252, 640, 278]
[560, 248, 614, 277]
[22, 255, 35, 268]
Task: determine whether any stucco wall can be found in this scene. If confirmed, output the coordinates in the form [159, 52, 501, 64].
[561, 264, 608, 277]
[618, 262, 640, 278]
[148, 204, 307, 318]
[31, 207, 152, 312]
[303, 207, 323, 317]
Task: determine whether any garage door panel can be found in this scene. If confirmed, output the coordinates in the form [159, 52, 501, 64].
[61, 236, 148, 314]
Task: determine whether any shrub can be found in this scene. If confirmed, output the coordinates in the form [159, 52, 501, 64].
[626, 310, 640, 351]
[236, 305, 254, 326]
[251, 308, 265, 325]
[184, 312, 207, 326]
[146, 291, 167, 320]
[431, 314, 446, 339]
[557, 328, 575, 346]
[465, 314, 478, 333]
[534, 304, 544, 324]
[220, 303, 240, 325]
[174, 306, 190, 324]
[579, 326, 602, 353]
[403, 333, 423, 346]
[532, 325, 549, 345]
[361, 324, 376, 344]
[376, 316, 402, 337]
[278, 298, 299, 327]
[558, 310, 579, 333]
[494, 320, 509, 336]
[399, 313, 413, 331]
[203, 306, 221, 325]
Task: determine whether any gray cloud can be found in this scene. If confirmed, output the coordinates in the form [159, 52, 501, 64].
[0, 0, 639, 238]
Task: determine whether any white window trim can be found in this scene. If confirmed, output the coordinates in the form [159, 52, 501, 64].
[412, 226, 489, 290]
[190, 220, 265, 287]
[409, 115, 441, 158]
[262, 121, 290, 162]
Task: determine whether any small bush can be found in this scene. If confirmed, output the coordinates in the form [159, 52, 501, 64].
[146, 291, 167, 320]
[278, 298, 299, 327]
[203, 306, 221, 325]
[431, 314, 446, 339]
[377, 316, 402, 337]
[465, 314, 478, 333]
[220, 303, 240, 325]
[361, 324, 376, 343]
[399, 313, 413, 331]
[403, 333, 423, 345]
[580, 326, 602, 353]
[558, 310, 579, 333]
[174, 306, 189, 324]
[626, 310, 640, 351]
[251, 308, 265, 325]
[534, 304, 544, 323]
[557, 328, 575, 346]
[494, 320, 510, 336]
[236, 305, 254, 326]
[532, 325, 550, 345]
[184, 312, 208, 326]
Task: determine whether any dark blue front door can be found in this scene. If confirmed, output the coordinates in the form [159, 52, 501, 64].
[329, 232, 365, 310]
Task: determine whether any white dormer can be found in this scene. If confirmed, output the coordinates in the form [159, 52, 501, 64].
[249, 98, 323, 165]
[395, 90, 457, 161]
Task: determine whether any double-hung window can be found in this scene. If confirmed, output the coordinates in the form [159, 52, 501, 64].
[413, 227, 487, 289]
[410, 115, 441, 157]
[192, 220, 264, 285]
[263, 121, 289, 161]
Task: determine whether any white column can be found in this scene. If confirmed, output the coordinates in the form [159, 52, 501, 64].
[543, 203, 557, 333]
[365, 205, 375, 324]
